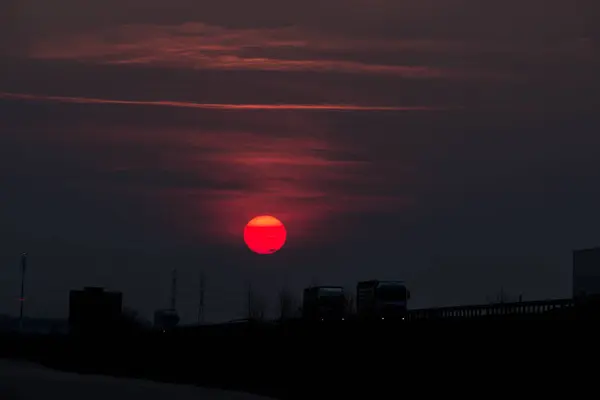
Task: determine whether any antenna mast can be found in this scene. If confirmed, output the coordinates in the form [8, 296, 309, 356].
[246, 281, 253, 319]
[170, 269, 177, 310]
[198, 271, 205, 323]
[19, 253, 27, 331]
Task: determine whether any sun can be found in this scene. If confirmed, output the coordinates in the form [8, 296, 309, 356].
[244, 215, 287, 255]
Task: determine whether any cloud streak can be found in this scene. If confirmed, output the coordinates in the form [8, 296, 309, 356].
[27, 22, 479, 79]
[0, 92, 445, 111]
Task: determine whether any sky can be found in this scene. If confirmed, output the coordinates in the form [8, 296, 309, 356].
[1, 0, 599, 323]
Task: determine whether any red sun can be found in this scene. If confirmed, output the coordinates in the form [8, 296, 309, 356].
[244, 215, 287, 254]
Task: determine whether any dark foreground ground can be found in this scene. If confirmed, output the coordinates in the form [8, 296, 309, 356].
[1, 312, 598, 399]
[0, 359, 274, 400]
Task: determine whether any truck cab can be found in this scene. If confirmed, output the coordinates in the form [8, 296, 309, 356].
[357, 280, 410, 320]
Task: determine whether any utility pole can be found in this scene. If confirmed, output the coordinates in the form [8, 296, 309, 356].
[246, 281, 253, 319]
[19, 253, 27, 331]
[197, 271, 205, 324]
[498, 287, 506, 304]
[170, 269, 177, 311]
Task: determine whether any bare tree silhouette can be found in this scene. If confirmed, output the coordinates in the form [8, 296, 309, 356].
[277, 287, 296, 321]
[345, 292, 356, 316]
[119, 307, 150, 331]
[497, 287, 509, 303]
[246, 283, 266, 321]
[486, 287, 518, 304]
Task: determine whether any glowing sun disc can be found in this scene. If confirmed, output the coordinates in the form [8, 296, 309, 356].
[244, 215, 287, 254]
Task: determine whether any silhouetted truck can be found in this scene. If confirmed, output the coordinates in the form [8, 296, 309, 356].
[357, 280, 410, 320]
[302, 286, 346, 321]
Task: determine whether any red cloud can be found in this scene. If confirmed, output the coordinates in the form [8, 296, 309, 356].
[166, 130, 415, 245]
[0, 92, 444, 111]
[28, 23, 462, 79]
[68, 119, 414, 246]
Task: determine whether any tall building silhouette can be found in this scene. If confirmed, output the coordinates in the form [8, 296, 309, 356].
[573, 247, 600, 298]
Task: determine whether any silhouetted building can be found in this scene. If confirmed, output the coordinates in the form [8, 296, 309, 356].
[573, 247, 600, 298]
[302, 286, 346, 321]
[69, 287, 123, 334]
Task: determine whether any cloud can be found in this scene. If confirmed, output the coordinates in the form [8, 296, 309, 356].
[4, 6, 595, 112]
[16, 1, 595, 40]
[22, 15, 597, 89]
[0, 99, 416, 247]
[150, 129, 413, 245]
[26, 22, 485, 79]
[0, 92, 444, 111]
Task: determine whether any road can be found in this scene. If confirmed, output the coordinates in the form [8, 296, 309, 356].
[0, 359, 274, 400]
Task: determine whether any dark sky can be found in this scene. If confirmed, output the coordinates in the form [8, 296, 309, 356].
[1, 0, 599, 322]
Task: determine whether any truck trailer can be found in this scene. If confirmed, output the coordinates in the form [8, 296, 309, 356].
[302, 286, 346, 321]
[356, 280, 410, 320]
